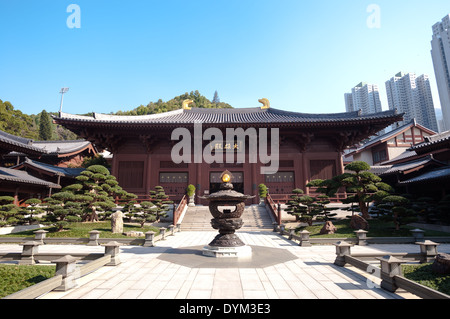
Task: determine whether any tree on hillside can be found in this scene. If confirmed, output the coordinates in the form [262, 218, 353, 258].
[39, 110, 52, 140]
[0, 99, 39, 139]
[212, 91, 220, 104]
[115, 91, 233, 116]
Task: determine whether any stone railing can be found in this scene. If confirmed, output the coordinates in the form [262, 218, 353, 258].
[333, 240, 450, 299]
[273, 224, 450, 246]
[0, 224, 184, 299]
[2, 241, 121, 299]
[0, 223, 182, 247]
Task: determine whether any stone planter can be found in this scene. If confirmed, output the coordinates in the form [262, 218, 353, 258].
[259, 197, 266, 207]
[188, 194, 195, 207]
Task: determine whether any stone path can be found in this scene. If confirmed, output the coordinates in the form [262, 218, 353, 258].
[2, 230, 444, 300]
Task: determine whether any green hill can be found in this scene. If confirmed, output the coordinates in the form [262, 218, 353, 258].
[115, 90, 232, 115]
[0, 91, 232, 141]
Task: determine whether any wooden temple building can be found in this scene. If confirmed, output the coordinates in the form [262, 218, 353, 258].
[53, 100, 403, 205]
[0, 129, 96, 204]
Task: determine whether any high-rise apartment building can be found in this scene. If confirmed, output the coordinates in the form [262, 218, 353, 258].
[416, 74, 439, 132]
[431, 14, 450, 132]
[344, 93, 354, 113]
[385, 72, 438, 132]
[344, 82, 382, 114]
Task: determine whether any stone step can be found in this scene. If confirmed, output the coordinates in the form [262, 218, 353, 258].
[180, 205, 274, 232]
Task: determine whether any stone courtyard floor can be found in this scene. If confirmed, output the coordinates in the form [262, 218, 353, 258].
[2, 231, 449, 300]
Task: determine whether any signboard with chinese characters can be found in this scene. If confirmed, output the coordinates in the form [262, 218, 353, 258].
[210, 140, 243, 153]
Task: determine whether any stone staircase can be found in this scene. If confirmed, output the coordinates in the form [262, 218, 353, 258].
[180, 205, 275, 232]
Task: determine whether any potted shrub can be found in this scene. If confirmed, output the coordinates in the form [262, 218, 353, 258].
[187, 184, 196, 207]
[258, 184, 268, 206]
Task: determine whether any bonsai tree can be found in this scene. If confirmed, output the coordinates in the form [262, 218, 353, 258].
[0, 196, 21, 227]
[258, 184, 268, 205]
[134, 201, 157, 227]
[309, 161, 395, 227]
[120, 192, 139, 222]
[46, 165, 133, 224]
[258, 184, 268, 198]
[23, 198, 44, 225]
[379, 195, 416, 231]
[74, 165, 117, 222]
[43, 191, 84, 232]
[410, 197, 439, 224]
[285, 189, 323, 226]
[187, 184, 196, 206]
[314, 194, 338, 222]
[149, 186, 173, 221]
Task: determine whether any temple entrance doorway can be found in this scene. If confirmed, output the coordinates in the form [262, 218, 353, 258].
[209, 171, 244, 194]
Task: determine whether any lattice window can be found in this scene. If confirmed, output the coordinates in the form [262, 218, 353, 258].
[159, 172, 189, 184]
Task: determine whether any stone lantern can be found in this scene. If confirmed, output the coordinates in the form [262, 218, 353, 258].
[200, 171, 254, 258]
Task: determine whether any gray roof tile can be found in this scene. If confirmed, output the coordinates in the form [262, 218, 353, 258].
[0, 167, 61, 188]
[0, 130, 47, 154]
[13, 158, 85, 177]
[57, 108, 401, 126]
[399, 166, 450, 184]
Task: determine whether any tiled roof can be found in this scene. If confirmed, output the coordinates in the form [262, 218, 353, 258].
[369, 165, 393, 175]
[380, 150, 418, 165]
[1, 129, 93, 156]
[0, 167, 61, 189]
[345, 119, 435, 157]
[30, 140, 93, 155]
[379, 155, 446, 176]
[410, 130, 450, 151]
[399, 166, 450, 184]
[13, 158, 85, 177]
[56, 108, 402, 126]
[7, 140, 94, 157]
[0, 130, 47, 154]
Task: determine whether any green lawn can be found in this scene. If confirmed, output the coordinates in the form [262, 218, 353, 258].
[402, 263, 450, 296]
[297, 219, 450, 238]
[0, 264, 56, 298]
[0, 222, 160, 238]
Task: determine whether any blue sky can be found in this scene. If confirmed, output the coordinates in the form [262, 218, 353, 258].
[0, 0, 449, 115]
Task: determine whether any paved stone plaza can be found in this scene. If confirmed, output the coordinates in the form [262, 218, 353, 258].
[3, 230, 449, 299]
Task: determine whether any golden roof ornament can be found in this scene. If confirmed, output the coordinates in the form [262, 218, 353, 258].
[259, 98, 270, 109]
[182, 99, 194, 110]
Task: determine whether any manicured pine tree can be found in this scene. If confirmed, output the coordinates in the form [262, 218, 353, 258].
[0, 196, 21, 227]
[308, 161, 395, 221]
[23, 198, 44, 225]
[379, 195, 416, 231]
[149, 186, 173, 222]
[285, 189, 323, 226]
[74, 165, 117, 222]
[43, 190, 84, 232]
[134, 201, 157, 227]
